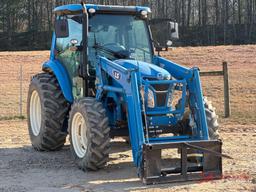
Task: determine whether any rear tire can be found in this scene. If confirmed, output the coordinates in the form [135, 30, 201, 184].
[204, 97, 219, 139]
[181, 97, 219, 163]
[27, 73, 69, 151]
[180, 97, 219, 139]
[69, 97, 110, 171]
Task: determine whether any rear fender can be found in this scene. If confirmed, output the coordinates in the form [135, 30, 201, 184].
[42, 60, 74, 103]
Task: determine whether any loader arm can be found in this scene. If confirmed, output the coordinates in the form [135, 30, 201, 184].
[96, 56, 222, 184]
[154, 56, 210, 140]
[96, 56, 145, 166]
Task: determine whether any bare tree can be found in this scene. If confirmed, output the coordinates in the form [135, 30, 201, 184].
[1, 0, 256, 50]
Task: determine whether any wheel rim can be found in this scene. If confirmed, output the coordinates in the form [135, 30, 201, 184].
[71, 112, 88, 158]
[30, 90, 42, 136]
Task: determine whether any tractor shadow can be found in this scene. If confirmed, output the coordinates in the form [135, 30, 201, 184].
[0, 141, 202, 191]
[69, 141, 202, 191]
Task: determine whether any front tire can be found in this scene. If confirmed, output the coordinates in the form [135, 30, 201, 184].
[27, 73, 69, 151]
[69, 98, 110, 171]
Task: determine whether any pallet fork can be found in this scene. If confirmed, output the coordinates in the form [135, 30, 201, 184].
[141, 140, 223, 184]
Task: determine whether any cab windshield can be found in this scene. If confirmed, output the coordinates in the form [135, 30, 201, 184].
[88, 14, 153, 64]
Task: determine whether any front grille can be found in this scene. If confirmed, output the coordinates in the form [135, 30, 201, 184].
[152, 84, 169, 107]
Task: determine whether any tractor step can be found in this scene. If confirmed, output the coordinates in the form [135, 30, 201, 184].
[141, 140, 222, 184]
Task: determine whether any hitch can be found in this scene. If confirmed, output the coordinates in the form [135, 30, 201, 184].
[141, 140, 223, 184]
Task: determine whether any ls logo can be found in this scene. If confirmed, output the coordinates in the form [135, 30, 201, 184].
[113, 70, 121, 80]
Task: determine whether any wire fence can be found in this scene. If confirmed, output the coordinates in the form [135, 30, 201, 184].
[0, 51, 255, 124]
[0, 66, 34, 120]
[0, 52, 45, 120]
[0, 54, 229, 120]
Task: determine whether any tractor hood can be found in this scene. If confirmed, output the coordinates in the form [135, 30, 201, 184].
[114, 59, 171, 80]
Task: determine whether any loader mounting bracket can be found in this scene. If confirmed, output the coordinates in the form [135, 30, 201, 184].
[141, 140, 222, 184]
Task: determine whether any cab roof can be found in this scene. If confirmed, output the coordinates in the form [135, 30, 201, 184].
[54, 4, 151, 15]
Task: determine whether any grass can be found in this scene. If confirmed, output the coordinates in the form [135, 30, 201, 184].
[0, 115, 26, 121]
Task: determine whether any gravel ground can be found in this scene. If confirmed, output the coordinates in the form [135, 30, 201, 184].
[0, 120, 255, 192]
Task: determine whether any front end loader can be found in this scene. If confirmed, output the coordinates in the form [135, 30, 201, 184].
[27, 3, 223, 184]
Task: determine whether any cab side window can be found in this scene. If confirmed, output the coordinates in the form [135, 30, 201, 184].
[56, 17, 82, 76]
[55, 16, 83, 99]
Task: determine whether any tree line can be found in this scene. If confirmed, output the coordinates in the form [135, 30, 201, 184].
[0, 0, 256, 50]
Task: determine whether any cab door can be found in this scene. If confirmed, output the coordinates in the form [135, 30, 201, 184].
[55, 15, 84, 99]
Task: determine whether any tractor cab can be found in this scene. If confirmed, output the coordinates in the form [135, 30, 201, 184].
[52, 4, 177, 99]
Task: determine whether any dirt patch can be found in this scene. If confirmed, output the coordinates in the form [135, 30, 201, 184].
[0, 120, 255, 191]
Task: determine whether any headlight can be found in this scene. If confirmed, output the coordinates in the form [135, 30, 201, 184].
[167, 93, 173, 108]
[167, 86, 175, 108]
[140, 87, 155, 108]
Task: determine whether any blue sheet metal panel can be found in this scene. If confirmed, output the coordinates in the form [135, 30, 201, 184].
[153, 56, 209, 140]
[187, 68, 209, 140]
[107, 91, 122, 122]
[142, 79, 185, 85]
[54, 4, 151, 15]
[149, 135, 190, 143]
[54, 4, 83, 14]
[50, 32, 56, 61]
[145, 109, 183, 115]
[97, 56, 145, 167]
[88, 4, 151, 13]
[148, 138, 208, 143]
[95, 57, 105, 100]
[148, 115, 178, 126]
[104, 91, 122, 125]
[100, 57, 129, 75]
[102, 85, 124, 93]
[153, 56, 193, 80]
[114, 59, 170, 79]
[125, 72, 145, 166]
[143, 78, 187, 119]
[95, 58, 123, 124]
[42, 60, 73, 103]
[47, 32, 73, 102]
[135, 6, 151, 13]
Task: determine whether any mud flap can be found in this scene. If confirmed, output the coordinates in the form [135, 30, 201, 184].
[141, 140, 222, 184]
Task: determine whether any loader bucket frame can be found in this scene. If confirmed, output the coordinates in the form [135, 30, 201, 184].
[141, 140, 222, 184]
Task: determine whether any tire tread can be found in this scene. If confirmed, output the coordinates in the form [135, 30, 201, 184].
[69, 97, 110, 171]
[27, 73, 69, 151]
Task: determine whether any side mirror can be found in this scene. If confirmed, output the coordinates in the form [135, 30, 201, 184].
[55, 19, 69, 38]
[169, 22, 179, 39]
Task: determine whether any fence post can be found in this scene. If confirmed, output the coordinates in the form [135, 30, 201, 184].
[223, 61, 230, 118]
[19, 64, 23, 117]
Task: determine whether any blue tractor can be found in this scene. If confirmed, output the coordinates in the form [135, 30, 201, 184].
[27, 3, 222, 184]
